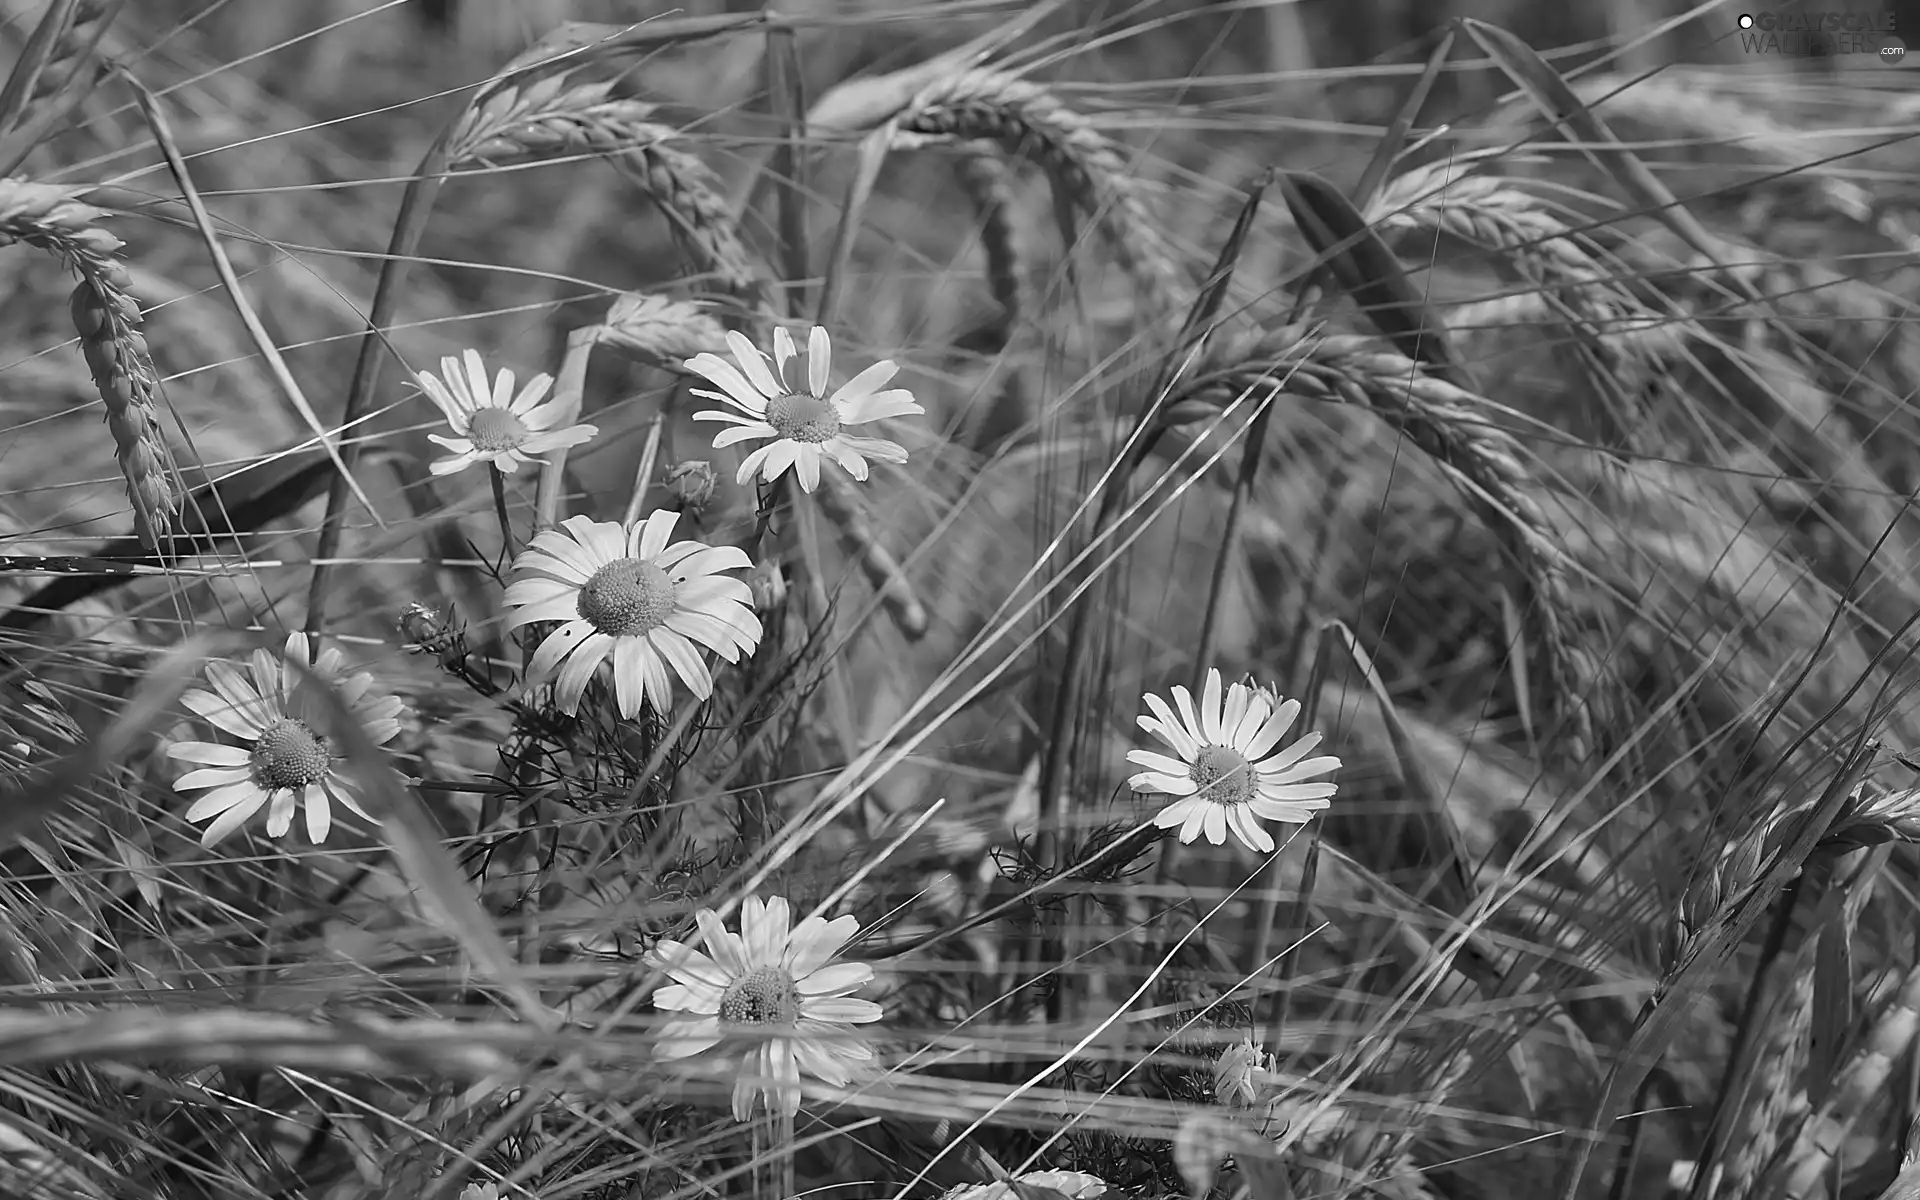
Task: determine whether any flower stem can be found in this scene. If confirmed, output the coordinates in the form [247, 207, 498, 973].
[1149, 371, 1285, 903]
[489, 469, 516, 561]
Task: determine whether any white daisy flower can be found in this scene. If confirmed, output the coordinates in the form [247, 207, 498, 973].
[645, 895, 884, 1121]
[684, 326, 924, 492]
[502, 511, 761, 720]
[456, 1186, 499, 1200]
[167, 633, 408, 847]
[417, 348, 599, 477]
[1127, 668, 1341, 855]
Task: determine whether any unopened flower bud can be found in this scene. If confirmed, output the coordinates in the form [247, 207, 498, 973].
[1212, 1037, 1265, 1108]
[664, 460, 718, 514]
[399, 601, 448, 650]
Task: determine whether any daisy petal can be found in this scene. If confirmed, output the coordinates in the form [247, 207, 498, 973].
[712, 424, 775, 449]
[1200, 669, 1225, 743]
[1241, 712, 1300, 766]
[803, 997, 882, 1023]
[1129, 771, 1197, 796]
[1142, 693, 1201, 756]
[1202, 803, 1227, 845]
[728, 330, 782, 398]
[807, 326, 833, 397]
[682, 359, 770, 414]
[836, 389, 923, 424]
[1125, 749, 1193, 778]
[200, 792, 269, 846]
[167, 742, 250, 766]
[794, 961, 871, 996]
[827, 358, 898, 405]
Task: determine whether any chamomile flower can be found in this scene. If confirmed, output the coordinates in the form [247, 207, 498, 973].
[502, 511, 761, 719]
[1127, 668, 1341, 855]
[645, 895, 884, 1121]
[167, 633, 407, 847]
[684, 326, 924, 492]
[417, 348, 598, 476]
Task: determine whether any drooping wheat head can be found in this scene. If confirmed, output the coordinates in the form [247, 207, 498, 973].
[448, 74, 768, 316]
[594, 291, 730, 371]
[1366, 162, 1678, 425]
[0, 178, 176, 549]
[956, 142, 1024, 334]
[893, 68, 1186, 319]
[1167, 331, 1596, 762]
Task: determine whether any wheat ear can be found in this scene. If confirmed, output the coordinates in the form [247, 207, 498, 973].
[957, 143, 1024, 332]
[1168, 333, 1593, 760]
[1714, 951, 1815, 1199]
[595, 291, 729, 371]
[894, 68, 1184, 315]
[1774, 962, 1920, 1199]
[1552, 72, 1920, 257]
[448, 75, 768, 312]
[1367, 164, 1667, 353]
[0, 179, 175, 548]
[1715, 850, 1880, 1199]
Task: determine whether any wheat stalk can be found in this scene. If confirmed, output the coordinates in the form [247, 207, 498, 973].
[892, 68, 1184, 316]
[1167, 332, 1595, 760]
[0, 178, 176, 548]
[448, 75, 767, 313]
[0, 0, 115, 139]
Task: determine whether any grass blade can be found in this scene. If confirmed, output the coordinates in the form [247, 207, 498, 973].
[1279, 170, 1464, 383]
[0, 635, 224, 847]
[1352, 27, 1455, 210]
[1554, 730, 1881, 1200]
[294, 656, 560, 1033]
[0, 0, 80, 135]
[117, 67, 383, 534]
[1458, 17, 1761, 303]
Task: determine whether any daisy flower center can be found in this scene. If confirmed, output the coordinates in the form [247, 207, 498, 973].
[466, 406, 530, 453]
[577, 558, 677, 636]
[718, 965, 802, 1026]
[764, 393, 841, 445]
[1189, 744, 1256, 806]
[249, 718, 332, 791]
